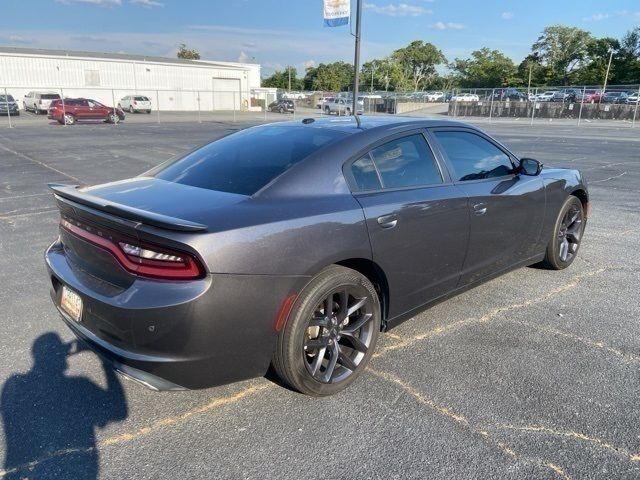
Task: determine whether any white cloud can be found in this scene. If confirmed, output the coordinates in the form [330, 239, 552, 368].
[501, 12, 514, 20]
[301, 59, 316, 70]
[55, 0, 122, 6]
[130, 0, 163, 7]
[364, 3, 431, 17]
[582, 13, 609, 21]
[237, 51, 249, 63]
[582, 10, 640, 21]
[430, 21, 465, 30]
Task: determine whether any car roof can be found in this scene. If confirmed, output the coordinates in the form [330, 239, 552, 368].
[267, 115, 470, 135]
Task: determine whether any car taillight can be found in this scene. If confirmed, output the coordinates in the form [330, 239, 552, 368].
[133, 101, 137, 105]
[60, 218, 205, 280]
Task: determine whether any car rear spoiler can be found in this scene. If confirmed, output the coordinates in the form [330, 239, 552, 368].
[48, 183, 207, 232]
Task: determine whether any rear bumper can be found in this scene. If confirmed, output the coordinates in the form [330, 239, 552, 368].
[45, 240, 307, 390]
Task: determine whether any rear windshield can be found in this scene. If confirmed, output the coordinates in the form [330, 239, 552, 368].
[41, 94, 60, 100]
[0, 95, 15, 102]
[134, 96, 149, 101]
[154, 125, 347, 195]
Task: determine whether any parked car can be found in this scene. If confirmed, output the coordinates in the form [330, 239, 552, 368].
[47, 98, 125, 125]
[282, 92, 306, 100]
[552, 89, 581, 103]
[119, 95, 152, 114]
[324, 97, 364, 115]
[23, 91, 61, 114]
[46, 117, 588, 395]
[602, 91, 629, 104]
[626, 92, 640, 104]
[492, 88, 527, 101]
[575, 89, 603, 103]
[0, 94, 19, 116]
[444, 92, 454, 102]
[536, 91, 558, 102]
[451, 93, 479, 102]
[426, 91, 444, 102]
[268, 99, 295, 113]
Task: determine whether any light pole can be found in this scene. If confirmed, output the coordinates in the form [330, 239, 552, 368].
[600, 49, 613, 104]
[288, 66, 291, 92]
[351, 0, 363, 120]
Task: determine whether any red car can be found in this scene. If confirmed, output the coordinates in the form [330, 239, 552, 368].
[48, 98, 125, 125]
[575, 89, 603, 103]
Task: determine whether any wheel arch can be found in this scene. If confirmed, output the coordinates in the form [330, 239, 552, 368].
[334, 258, 390, 329]
[570, 188, 589, 218]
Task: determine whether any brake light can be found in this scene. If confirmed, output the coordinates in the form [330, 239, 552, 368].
[60, 218, 205, 280]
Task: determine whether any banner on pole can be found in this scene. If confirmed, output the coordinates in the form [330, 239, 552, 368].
[323, 0, 350, 27]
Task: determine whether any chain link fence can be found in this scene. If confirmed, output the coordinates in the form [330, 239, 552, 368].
[1, 84, 639, 128]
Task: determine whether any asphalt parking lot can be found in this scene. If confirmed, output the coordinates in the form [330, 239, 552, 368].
[0, 116, 638, 479]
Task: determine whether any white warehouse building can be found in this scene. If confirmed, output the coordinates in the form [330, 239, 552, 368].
[0, 46, 268, 111]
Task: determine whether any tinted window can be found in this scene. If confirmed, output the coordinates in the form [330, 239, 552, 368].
[155, 125, 347, 195]
[41, 94, 60, 100]
[433, 131, 514, 181]
[134, 96, 148, 101]
[351, 155, 381, 191]
[369, 134, 442, 189]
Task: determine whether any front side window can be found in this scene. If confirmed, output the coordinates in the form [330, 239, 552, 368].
[368, 134, 443, 189]
[433, 131, 514, 182]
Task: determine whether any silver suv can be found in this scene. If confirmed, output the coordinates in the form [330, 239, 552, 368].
[323, 97, 364, 115]
[24, 92, 61, 114]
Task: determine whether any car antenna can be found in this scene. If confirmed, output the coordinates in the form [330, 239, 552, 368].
[353, 112, 362, 128]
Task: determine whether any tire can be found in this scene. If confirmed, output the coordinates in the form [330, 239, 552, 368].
[541, 196, 584, 270]
[129, 105, 134, 113]
[146, 110, 151, 114]
[324, 107, 331, 115]
[107, 113, 120, 124]
[63, 113, 75, 125]
[272, 265, 381, 396]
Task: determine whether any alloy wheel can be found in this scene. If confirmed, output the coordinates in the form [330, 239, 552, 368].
[303, 287, 375, 384]
[557, 204, 583, 263]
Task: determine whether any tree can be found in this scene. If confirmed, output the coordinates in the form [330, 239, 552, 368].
[304, 61, 353, 91]
[177, 43, 201, 60]
[452, 48, 517, 87]
[391, 41, 446, 91]
[616, 27, 640, 84]
[532, 26, 593, 85]
[574, 37, 620, 85]
[360, 58, 403, 91]
[262, 67, 303, 90]
[516, 54, 553, 87]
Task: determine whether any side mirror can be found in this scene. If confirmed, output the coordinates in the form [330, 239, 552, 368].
[519, 158, 543, 176]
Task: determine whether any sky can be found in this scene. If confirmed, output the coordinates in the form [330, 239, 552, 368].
[0, 0, 638, 76]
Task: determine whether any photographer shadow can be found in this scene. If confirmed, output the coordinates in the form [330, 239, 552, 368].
[1, 332, 128, 480]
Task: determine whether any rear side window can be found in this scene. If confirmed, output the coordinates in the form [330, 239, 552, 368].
[135, 96, 148, 101]
[368, 134, 442, 189]
[41, 94, 60, 100]
[154, 125, 347, 196]
[433, 131, 514, 182]
[351, 155, 381, 191]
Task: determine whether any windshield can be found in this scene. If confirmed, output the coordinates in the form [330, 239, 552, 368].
[154, 125, 348, 195]
[0, 95, 15, 102]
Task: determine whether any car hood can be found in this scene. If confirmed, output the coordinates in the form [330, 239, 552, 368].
[81, 177, 247, 226]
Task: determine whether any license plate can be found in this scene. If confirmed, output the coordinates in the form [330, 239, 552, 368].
[61, 286, 83, 322]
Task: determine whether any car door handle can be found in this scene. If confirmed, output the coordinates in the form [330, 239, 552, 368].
[377, 214, 398, 229]
[472, 203, 487, 215]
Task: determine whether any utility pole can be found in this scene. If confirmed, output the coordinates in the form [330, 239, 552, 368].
[352, 0, 362, 119]
[527, 63, 532, 99]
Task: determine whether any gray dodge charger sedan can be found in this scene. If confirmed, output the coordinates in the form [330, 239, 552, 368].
[45, 117, 588, 396]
